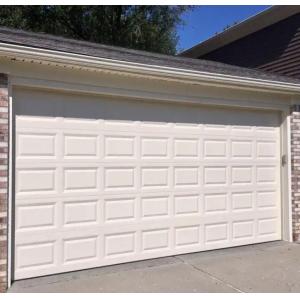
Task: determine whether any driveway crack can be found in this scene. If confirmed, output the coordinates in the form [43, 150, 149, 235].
[174, 256, 244, 293]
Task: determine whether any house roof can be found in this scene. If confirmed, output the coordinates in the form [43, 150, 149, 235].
[179, 5, 300, 59]
[0, 25, 300, 85]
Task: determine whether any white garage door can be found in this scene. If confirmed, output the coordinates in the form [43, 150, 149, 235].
[14, 88, 282, 280]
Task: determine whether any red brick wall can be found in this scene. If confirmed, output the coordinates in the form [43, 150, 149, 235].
[291, 104, 300, 242]
[0, 74, 8, 292]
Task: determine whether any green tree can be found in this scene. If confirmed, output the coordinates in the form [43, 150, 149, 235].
[0, 5, 191, 54]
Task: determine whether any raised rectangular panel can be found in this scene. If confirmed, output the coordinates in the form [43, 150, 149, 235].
[17, 134, 55, 157]
[16, 242, 54, 269]
[204, 124, 228, 135]
[204, 167, 227, 186]
[105, 232, 135, 256]
[16, 116, 57, 128]
[257, 191, 276, 208]
[233, 221, 254, 240]
[205, 223, 228, 244]
[231, 140, 252, 158]
[232, 167, 252, 184]
[205, 125, 227, 129]
[257, 127, 277, 133]
[17, 204, 55, 230]
[174, 139, 198, 157]
[232, 126, 253, 135]
[104, 168, 135, 189]
[17, 169, 55, 193]
[141, 137, 168, 158]
[174, 167, 198, 187]
[174, 194, 199, 215]
[174, 124, 200, 135]
[258, 218, 277, 236]
[64, 168, 97, 191]
[104, 120, 136, 131]
[105, 198, 135, 221]
[63, 118, 99, 130]
[142, 229, 169, 251]
[141, 168, 168, 188]
[63, 237, 97, 263]
[175, 226, 199, 247]
[257, 141, 276, 158]
[256, 127, 278, 138]
[64, 201, 97, 225]
[64, 135, 97, 157]
[174, 123, 199, 130]
[141, 122, 169, 129]
[257, 167, 276, 184]
[105, 136, 135, 157]
[232, 192, 253, 210]
[204, 140, 227, 158]
[204, 194, 227, 213]
[142, 196, 168, 218]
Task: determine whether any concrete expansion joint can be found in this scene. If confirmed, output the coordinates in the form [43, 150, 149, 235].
[174, 256, 243, 293]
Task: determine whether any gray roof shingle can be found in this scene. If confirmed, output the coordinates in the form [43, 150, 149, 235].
[0, 26, 300, 85]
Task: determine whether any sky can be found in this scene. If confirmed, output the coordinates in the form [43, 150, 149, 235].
[177, 5, 271, 52]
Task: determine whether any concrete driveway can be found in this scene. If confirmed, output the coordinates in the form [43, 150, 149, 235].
[9, 241, 300, 293]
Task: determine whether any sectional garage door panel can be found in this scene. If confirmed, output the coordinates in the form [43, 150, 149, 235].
[14, 88, 282, 280]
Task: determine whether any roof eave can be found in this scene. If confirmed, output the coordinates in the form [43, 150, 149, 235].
[1, 42, 300, 95]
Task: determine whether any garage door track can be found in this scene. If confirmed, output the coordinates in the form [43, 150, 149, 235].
[9, 241, 300, 293]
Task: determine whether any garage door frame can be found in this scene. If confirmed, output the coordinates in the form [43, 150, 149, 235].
[7, 75, 293, 284]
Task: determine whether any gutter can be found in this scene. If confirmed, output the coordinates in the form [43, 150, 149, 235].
[0, 42, 300, 94]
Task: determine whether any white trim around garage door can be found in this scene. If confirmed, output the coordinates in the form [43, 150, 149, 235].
[281, 109, 293, 242]
[7, 76, 13, 288]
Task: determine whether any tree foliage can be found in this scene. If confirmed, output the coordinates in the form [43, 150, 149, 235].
[0, 6, 191, 54]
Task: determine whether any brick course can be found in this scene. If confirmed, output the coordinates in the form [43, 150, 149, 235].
[0, 74, 8, 293]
